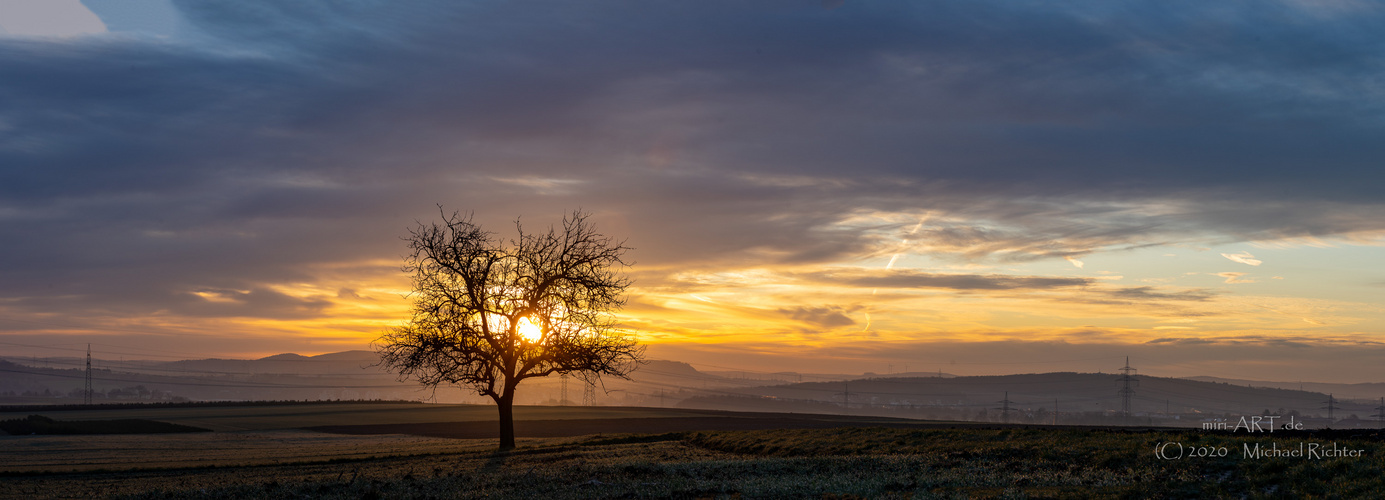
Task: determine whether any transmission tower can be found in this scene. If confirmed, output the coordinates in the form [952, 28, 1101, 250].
[560, 373, 569, 406]
[1323, 393, 1338, 422]
[841, 380, 851, 415]
[994, 391, 1014, 423]
[1116, 357, 1138, 418]
[83, 344, 93, 405]
[582, 379, 596, 406]
[1374, 397, 1384, 424]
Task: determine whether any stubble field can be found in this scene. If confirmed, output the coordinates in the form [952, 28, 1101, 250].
[2, 402, 1381, 499]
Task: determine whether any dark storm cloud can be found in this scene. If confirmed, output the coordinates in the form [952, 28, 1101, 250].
[4, 0, 1385, 321]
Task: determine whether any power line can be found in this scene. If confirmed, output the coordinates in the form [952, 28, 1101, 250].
[995, 391, 1014, 423]
[83, 344, 93, 405]
[842, 380, 851, 415]
[1116, 356, 1138, 418]
[6, 340, 1363, 423]
[631, 364, 1347, 419]
[684, 355, 1128, 381]
[582, 379, 596, 406]
[560, 373, 569, 406]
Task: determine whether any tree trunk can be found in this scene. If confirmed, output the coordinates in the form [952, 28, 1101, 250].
[497, 391, 516, 451]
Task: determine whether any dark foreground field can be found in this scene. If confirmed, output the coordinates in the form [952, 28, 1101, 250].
[2, 403, 1382, 499]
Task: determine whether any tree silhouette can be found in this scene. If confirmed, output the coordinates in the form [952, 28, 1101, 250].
[375, 209, 642, 450]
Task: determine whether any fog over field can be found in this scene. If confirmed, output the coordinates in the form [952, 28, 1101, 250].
[5, 350, 1381, 429]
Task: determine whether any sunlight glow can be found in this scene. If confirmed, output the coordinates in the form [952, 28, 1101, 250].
[516, 316, 543, 343]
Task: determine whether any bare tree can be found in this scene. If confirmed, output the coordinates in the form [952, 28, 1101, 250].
[375, 208, 642, 450]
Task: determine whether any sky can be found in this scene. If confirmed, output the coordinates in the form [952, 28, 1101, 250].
[2, 0, 1385, 383]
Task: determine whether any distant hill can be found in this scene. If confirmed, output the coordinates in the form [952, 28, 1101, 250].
[0, 354, 753, 407]
[310, 351, 383, 362]
[0, 357, 423, 404]
[1184, 376, 1385, 401]
[677, 372, 1383, 426]
[257, 353, 310, 361]
[149, 350, 387, 376]
[5, 351, 1383, 428]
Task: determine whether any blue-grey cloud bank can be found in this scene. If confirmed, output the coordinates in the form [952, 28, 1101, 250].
[2, 0, 1385, 380]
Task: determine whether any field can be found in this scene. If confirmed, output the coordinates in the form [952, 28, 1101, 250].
[2, 402, 1382, 499]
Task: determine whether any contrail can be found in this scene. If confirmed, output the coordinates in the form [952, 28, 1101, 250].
[887, 218, 926, 269]
[864, 216, 927, 331]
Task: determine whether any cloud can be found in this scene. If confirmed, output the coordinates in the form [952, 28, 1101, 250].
[778, 305, 857, 328]
[1145, 334, 1335, 349]
[175, 287, 332, 319]
[1216, 272, 1255, 284]
[1103, 286, 1217, 302]
[4, 0, 1385, 350]
[1221, 251, 1263, 266]
[0, 0, 106, 37]
[800, 269, 1092, 291]
[1146, 338, 1217, 345]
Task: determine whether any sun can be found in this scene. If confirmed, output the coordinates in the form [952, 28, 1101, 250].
[516, 317, 544, 343]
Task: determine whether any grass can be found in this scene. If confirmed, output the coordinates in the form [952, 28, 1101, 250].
[4, 426, 1380, 499]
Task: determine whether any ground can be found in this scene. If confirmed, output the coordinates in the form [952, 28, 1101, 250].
[1, 403, 1381, 499]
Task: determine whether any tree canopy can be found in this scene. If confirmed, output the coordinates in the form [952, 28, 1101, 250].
[375, 209, 642, 449]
